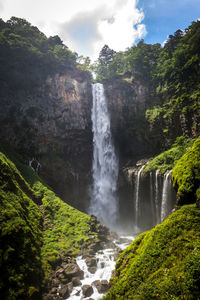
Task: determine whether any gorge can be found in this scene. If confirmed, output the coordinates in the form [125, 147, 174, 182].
[0, 16, 200, 300]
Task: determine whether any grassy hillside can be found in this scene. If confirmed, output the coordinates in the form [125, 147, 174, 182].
[0, 146, 98, 299]
[0, 152, 43, 299]
[144, 136, 194, 174]
[104, 204, 200, 300]
[172, 136, 200, 205]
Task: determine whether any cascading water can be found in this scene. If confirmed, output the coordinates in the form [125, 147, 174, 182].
[150, 172, 155, 224]
[89, 83, 118, 228]
[155, 169, 160, 224]
[161, 171, 172, 222]
[135, 165, 145, 230]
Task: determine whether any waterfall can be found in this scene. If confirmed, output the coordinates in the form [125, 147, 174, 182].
[89, 83, 118, 228]
[135, 165, 145, 229]
[155, 169, 160, 224]
[150, 172, 155, 224]
[161, 171, 171, 222]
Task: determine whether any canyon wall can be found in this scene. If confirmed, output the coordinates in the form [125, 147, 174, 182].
[104, 79, 152, 164]
[0, 69, 93, 210]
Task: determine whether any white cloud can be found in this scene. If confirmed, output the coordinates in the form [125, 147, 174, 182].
[0, 0, 6, 12]
[1, 0, 146, 60]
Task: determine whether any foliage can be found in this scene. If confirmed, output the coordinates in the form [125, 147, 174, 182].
[94, 21, 200, 150]
[0, 145, 99, 298]
[144, 137, 194, 174]
[0, 17, 77, 89]
[104, 204, 200, 300]
[172, 136, 200, 205]
[0, 152, 43, 300]
[33, 181, 98, 274]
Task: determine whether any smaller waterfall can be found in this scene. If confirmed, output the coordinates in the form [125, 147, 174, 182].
[155, 169, 160, 224]
[161, 171, 171, 222]
[150, 172, 155, 224]
[135, 165, 145, 229]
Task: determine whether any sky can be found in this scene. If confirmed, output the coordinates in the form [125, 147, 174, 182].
[0, 0, 200, 60]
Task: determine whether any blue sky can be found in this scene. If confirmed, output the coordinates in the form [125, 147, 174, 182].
[137, 0, 200, 44]
[0, 0, 200, 58]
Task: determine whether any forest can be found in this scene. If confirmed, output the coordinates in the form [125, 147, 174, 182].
[0, 16, 200, 300]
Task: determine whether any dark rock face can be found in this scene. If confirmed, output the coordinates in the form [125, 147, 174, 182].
[0, 69, 93, 210]
[104, 79, 152, 162]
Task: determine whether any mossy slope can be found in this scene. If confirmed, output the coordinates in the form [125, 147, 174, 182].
[144, 136, 194, 174]
[0, 152, 43, 300]
[0, 148, 98, 299]
[104, 205, 200, 300]
[172, 137, 200, 205]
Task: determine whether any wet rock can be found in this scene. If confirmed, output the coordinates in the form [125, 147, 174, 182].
[100, 280, 109, 293]
[92, 280, 101, 291]
[57, 272, 68, 284]
[51, 278, 60, 287]
[75, 289, 81, 296]
[82, 285, 93, 298]
[44, 294, 61, 300]
[50, 287, 57, 294]
[88, 266, 97, 274]
[59, 286, 69, 298]
[92, 280, 109, 293]
[67, 282, 73, 294]
[72, 277, 82, 286]
[85, 257, 97, 268]
[64, 263, 84, 280]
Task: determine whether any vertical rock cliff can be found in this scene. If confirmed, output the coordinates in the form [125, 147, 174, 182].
[0, 69, 93, 210]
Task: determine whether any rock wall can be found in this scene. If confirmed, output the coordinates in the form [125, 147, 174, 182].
[0, 69, 93, 210]
[104, 79, 152, 164]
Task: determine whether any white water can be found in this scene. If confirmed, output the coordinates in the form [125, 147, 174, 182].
[150, 172, 155, 224]
[69, 238, 133, 300]
[155, 169, 160, 224]
[89, 83, 119, 228]
[161, 171, 171, 222]
[135, 165, 145, 229]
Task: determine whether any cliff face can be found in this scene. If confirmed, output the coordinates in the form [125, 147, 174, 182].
[0, 69, 93, 210]
[104, 79, 152, 163]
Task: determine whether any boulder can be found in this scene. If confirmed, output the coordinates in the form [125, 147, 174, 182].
[51, 278, 60, 287]
[72, 277, 82, 286]
[100, 280, 109, 293]
[92, 280, 109, 293]
[64, 263, 84, 280]
[67, 282, 73, 294]
[85, 257, 97, 268]
[59, 286, 69, 298]
[88, 266, 97, 274]
[50, 288, 57, 294]
[82, 285, 93, 298]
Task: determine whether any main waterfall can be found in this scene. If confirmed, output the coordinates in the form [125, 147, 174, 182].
[89, 83, 119, 228]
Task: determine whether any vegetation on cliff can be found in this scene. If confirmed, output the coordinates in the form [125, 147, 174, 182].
[144, 136, 194, 174]
[0, 145, 98, 299]
[104, 204, 200, 300]
[95, 21, 200, 151]
[0, 152, 43, 299]
[172, 136, 200, 205]
[0, 17, 91, 90]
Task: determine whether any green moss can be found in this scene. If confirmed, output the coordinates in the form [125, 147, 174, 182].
[0, 141, 41, 186]
[104, 205, 200, 300]
[0, 152, 43, 299]
[172, 137, 200, 205]
[32, 181, 97, 262]
[0, 144, 99, 298]
[144, 137, 194, 174]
